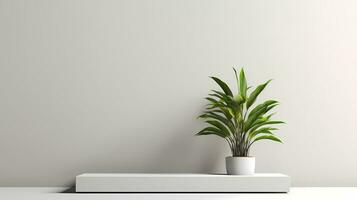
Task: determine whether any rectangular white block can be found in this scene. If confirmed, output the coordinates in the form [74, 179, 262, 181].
[76, 173, 290, 193]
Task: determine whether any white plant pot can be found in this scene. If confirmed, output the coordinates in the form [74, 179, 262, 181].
[226, 156, 255, 175]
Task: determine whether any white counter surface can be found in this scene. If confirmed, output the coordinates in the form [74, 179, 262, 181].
[0, 187, 356, 200]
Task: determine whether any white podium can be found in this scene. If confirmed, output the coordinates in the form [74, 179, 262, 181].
[76, 173, 290, 193]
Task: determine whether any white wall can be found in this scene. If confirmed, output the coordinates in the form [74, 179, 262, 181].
[1, 0, 357, 186]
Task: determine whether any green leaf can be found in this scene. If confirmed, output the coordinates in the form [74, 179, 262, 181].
[234, 94, 245, 104]
[199, 112, 235, 134]
[246, 80, 272, 109]
[210, 77, 233, 97]
[210, 91, 232, 104]
[205, 97, 219, 104]
[235, 112, 243, 123]
[227, 108, 235, 118]
[249, 127, 278, 139]
[196, 127, 227, 138]
[211, 90, 228, 98]
[206, 120, 230, 137]
[210, 90, 233, 102]
[233, 68, 239, 94]
[249, 120, 285, 133]
[211, 109, 233, 120]
[265, 103, 279, 113]
[244, 106, 268, 131]
[251, 135, 283, 144]
[205, 100, 226, 110]
[266, 113, 276, 119]
[197, 127, 221, 134]
[244, 100, 279, 132]
[239, 68, 247, 98]
[261, 120, 285, 126]
[248, 100, 278, 119]
[210, 90, 240, 112]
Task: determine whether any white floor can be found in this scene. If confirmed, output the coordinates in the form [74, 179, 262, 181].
[0, 187, 356, 200]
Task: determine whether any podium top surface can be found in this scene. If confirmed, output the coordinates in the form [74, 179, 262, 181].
[77, 173, 289, 178]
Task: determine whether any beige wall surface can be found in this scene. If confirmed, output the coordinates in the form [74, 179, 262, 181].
[1, 0, 357, 186]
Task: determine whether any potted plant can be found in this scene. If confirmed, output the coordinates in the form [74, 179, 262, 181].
[196, 68, 284, 175]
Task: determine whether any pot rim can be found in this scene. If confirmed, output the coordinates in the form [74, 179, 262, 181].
[226, 156, 255, 158]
